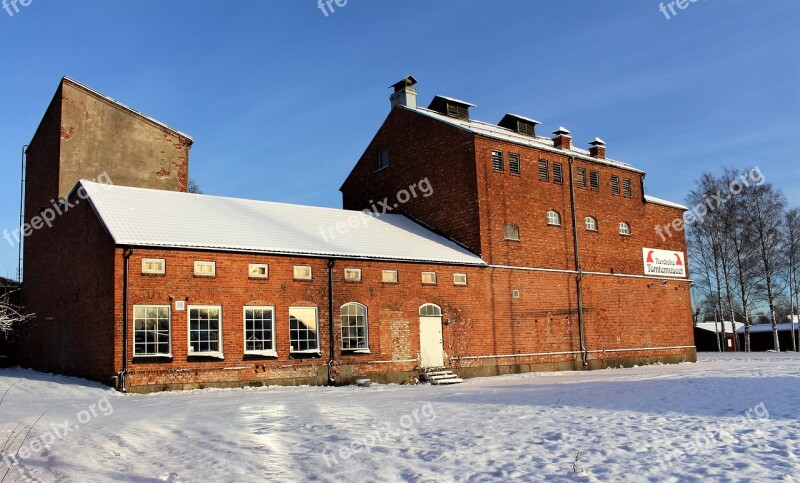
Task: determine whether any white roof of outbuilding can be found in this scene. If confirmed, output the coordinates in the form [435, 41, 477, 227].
[80, 181, 485, 265]
[695, 321, 744, 334]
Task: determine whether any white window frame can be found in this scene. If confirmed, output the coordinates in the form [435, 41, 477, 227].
[289, 306, 320, 354]
[585, 216, 598, 231]
[340, 302, 369, 352]
[142, 258, 165, 275]
[619, 222, 632, 236]
[454, 273, 468, 285]
[547, 210, 561, 226]
[133, 305, 172, 357]
[382, 270, 398, 283]
[194, 261, 216, 277]
[187, 305, 224, 358]
[344, 268, 362, 282]
[243, 306, 277, 357]
[421, 272, 437, 285]
[248, 263, 269, 279]
[294, 265, 312, 280]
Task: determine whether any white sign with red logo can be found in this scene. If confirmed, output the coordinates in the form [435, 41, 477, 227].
[642, 248, 686, 277]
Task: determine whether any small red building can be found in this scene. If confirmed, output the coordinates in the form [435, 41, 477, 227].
[17, 77, 696, 392]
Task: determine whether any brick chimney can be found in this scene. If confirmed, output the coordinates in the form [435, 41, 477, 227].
[552, 127, 572, 150]
[588, 137, 606, 159]
[389, 75, 418, 110]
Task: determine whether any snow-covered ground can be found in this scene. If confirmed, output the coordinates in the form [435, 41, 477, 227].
[1, 354, 798, 482]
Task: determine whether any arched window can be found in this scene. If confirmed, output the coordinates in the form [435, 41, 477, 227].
[546, 210, 561, 226]
[503, 224, 520, 241]
[619, 222, 631, 236]
[419, 303, 442, 317]
[340, 303, 368, 350]
[584, 216, 598, 231]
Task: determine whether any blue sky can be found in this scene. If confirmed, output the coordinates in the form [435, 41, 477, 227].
[0, 0, 798, 280]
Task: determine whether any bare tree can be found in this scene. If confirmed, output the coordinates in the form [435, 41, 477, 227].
[784, 207, 800, 351]
[0, 292, 33, 338]
[744, 183, 787, 351]
[187, 178, 203, 194]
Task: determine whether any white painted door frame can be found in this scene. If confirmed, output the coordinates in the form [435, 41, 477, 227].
[419, 315, 444, 368]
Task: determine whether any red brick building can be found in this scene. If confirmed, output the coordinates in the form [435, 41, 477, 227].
[18, 77, 695, 392]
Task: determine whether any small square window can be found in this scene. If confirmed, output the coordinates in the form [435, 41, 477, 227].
[194, 261, 215, 277]
[382, 270, 398, 283]
[377, 149, 389, 171]
[174, 300, 186, 311]
[249, 263, 269, 279]
[344, 268, 362, 282]
[512, 289, 521, 299]
[294, 266, 312, 280]
[454, 273, 467, 285]
[421, 272, 437, 285]
[142, 258, 165, 275]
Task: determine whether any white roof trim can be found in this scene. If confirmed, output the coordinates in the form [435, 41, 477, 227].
[644, 195, 688, 211]
[63, 77, 194, 143]
[80, 181, 485, 266]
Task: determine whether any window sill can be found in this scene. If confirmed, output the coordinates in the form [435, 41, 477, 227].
[141, 272, 166, 277]
[244, 350, 278, 358]
[248, 276, 269, 280]
[375, 166, 389, 173]
[343, 348, 371, 354]
[193, 274, 216, 278]
[188, 352, 224, 359]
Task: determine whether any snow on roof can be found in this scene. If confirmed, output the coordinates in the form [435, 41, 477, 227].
[644, 195, 688, 211]
[736, 322, 799, 334]
[63, 77, 194, 144]
[695, 321, 744, 334]
[408, 106, 646, 174]
[80, 181, 485, 266]
[430, 95, 476, 107]
[504, 113, 541, 125]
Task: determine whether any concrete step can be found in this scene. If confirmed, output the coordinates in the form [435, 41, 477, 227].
[420, 369, 463, 385]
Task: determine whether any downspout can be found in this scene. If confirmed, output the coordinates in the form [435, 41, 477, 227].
[120, 247, 133, 392]
[327, 259, 336, 385]
[18, 144, 28, 282]
[568, 157, 589, 367]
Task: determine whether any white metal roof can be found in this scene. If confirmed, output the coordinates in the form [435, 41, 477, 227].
[644, 195, 688, 211]
[736, 322, 798, 334]
[80, 181, 485, 265]
[695, 321, 744, 334]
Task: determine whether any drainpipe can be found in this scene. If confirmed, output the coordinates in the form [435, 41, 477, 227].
[120, 247, 133, 392]
[327, 259, 336, 385]
[568, 157, 589, 367]
[18, 144, 28, 282]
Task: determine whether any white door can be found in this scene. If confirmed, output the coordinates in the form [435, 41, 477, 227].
[419, 304, 444, 368]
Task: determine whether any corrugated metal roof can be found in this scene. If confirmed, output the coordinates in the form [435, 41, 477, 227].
[81, 181, 485, 265]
